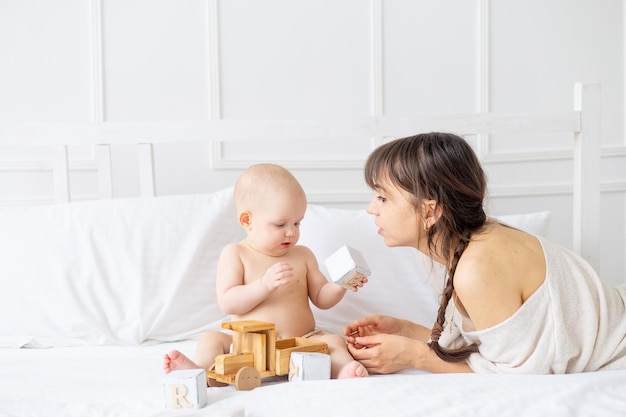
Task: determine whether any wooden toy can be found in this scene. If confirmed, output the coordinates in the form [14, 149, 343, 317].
[324, 245, 371, 288]
[163, 368, 207, 409]
[206, 320, 328, 390]
[288, 352, 331, 382]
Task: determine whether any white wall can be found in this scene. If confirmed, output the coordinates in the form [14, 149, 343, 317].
[0, 0, 624, 283]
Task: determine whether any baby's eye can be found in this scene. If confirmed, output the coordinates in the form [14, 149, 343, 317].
[275, 223, 286, 228]
[376, 195, 387, 203]
[294, 222, 301, 227]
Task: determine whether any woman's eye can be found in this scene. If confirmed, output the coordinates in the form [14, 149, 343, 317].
[376, 195, 387, 202]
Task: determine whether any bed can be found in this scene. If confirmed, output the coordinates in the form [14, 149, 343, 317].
[1, 82, 625, 417]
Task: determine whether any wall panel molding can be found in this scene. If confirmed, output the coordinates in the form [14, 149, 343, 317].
[206, 0, 221, 120]
[207, 0, 225, 169]
[3, 144, 622, 173]
[477, 0, 490, 113]
[0, 160, 96, 172]
[308, 180, 626, 206]
[2, 143, 622, 205]
[2, 180, 624, 208]
[482, 149, 572, 164]
[604, 144, 626, 158]
[307, 191, 371, 205]
[211, 0, 385, 168]
[370, 0, 383, 118]
[370, 0, 384, 150]
[0, 195, 100, 208]
[209, 154, 369, 171]
[476, 0, 491, 159]
[90, 0, 104, 123]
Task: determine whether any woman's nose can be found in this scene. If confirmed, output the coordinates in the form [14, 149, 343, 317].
[366, 198, 377, 215]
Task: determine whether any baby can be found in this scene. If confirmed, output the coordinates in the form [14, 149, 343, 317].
[163, 163, 368, 380]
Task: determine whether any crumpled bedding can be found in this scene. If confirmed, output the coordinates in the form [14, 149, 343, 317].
[1, 340, 625, 417]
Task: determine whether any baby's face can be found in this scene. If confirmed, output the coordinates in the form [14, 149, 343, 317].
[246, 193, 307, 257]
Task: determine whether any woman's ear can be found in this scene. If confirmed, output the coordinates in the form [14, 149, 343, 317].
[422, 200, 442, 228]
[239, 211, 252, 229]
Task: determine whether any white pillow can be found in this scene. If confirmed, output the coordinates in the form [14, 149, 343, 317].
[0, 188, 244, 347]
[299, 205, 551, 336]
[493, 211, 551, 236]
[0, 182, 550, 348]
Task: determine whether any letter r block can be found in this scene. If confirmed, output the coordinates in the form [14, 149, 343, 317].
[163, 369, 207, 409]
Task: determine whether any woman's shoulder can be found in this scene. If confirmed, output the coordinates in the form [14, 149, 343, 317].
[466, 226, 544, 281]
[453, 225, 546, 329]
[466, 224, 542, 264]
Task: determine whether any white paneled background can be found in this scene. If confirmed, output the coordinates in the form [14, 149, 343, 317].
[0, 0, 625, 283]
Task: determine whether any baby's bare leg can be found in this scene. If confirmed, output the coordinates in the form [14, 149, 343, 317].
[162, 331, 232, 374]
[192, 330, 233, 371]
[312, 333, 368, 379]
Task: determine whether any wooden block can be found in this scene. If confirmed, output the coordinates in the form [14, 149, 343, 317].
[239, 332, 267, 372]
[266, 328, 276, 372]
[289, 352, 331, 382]
[324, 245, 371, 288]
[163, 369, 207, 409]
[214, 352, 254, 375]
[222, 320, 275, 333]
[275, 337, 328, 375]
[231, 331, 243, 355]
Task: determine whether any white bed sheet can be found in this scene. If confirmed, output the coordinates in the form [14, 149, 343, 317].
[0, 341, 240, 417]
[1, 341, 625, 417]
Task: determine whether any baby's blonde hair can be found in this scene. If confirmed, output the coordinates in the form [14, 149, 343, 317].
[234, 163, 306, 213]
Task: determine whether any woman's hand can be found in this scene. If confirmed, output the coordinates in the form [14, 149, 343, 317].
[346, 333, 426, 374]
[345, 315, 474, 374]
[343, 315, 406, 346]
[343, 315, 443, 374]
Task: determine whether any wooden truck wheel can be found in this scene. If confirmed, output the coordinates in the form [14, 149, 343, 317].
[235, 366, 261, 391]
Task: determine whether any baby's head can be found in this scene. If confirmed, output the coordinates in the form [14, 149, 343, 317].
[234, 164, 307, 255]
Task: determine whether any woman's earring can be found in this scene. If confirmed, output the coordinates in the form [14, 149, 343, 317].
[423, 220, 428, 232]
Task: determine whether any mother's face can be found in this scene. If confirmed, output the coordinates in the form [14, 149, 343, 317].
[366, 179, 421, 249]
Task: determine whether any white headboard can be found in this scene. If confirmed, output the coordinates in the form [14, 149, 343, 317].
[0, 83, 601, 270]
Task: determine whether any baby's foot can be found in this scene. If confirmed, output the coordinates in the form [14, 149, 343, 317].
[163, 350, 200, 373]
[337, 360, 369, 379]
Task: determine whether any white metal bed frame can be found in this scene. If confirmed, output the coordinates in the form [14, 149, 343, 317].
[0, 82, 601, 270]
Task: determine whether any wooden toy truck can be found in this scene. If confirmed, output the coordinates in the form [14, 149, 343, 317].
[206, 320, 329, 390]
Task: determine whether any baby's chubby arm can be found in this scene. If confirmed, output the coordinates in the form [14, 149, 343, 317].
[303, 246, 368, 310]
[216, 244, 292, 315]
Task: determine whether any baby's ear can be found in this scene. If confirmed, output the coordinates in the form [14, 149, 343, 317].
[239, 211, 252, 228]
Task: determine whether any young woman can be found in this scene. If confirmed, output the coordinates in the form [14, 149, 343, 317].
[344, 132, 626, 374]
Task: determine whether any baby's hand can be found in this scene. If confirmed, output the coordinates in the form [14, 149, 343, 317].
[346, 276, 368, 293]
[262, 262, 293, 291]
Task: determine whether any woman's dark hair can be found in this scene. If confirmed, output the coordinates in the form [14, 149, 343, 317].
[364, 132, 487, 362]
